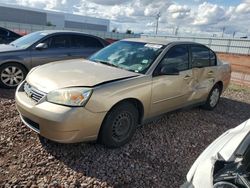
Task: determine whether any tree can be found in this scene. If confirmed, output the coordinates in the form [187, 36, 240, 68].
[46, 21, 54, 27]
[126, 29, 133, 34]
[112, 28, 117, 33]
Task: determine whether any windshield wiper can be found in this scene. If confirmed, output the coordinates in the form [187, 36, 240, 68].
[10, 43, 17, 47]
[93, 59, 138, 73]
[94, 60, 118, 68]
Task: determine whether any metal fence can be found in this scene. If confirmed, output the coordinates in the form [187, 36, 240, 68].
[0, 21, 140, 40]
[141, 35, 250, 55]
[231, 72, 250, 87]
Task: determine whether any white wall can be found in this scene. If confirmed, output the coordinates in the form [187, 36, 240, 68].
[46, 12, 65, 29]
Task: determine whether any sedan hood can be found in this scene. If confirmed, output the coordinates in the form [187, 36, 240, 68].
[0, 44, 23, 52]
[185, 119, 250, 188]
[26, 59, 140, 93]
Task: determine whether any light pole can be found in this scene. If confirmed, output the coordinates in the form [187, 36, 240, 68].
[155, 12, 160, 35]
[222, 27, 225, 38]
[174, 26, 179, 36]
[233, 31, 236, 38]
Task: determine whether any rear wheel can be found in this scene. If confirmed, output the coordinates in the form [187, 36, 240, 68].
[202, 84, 221, 110]
[99, 102, 138, 148]
[0, 63, 27, 88]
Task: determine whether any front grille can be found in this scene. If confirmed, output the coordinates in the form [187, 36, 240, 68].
[23, 82, 46, 102]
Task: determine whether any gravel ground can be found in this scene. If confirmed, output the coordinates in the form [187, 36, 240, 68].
[0, 85, 250, 188]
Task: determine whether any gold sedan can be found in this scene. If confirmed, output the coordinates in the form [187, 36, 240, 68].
[15, 38, 231, 148]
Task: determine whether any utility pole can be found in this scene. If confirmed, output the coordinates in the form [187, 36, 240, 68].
[233, 31, 236, 38]
[174, 26, 179, 36]
[222, 27, 225, 38]
[155, 12, 160, 35]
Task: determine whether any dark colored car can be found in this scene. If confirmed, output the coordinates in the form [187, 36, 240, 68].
[0, 30, 109, 88]
[0, 27, 21, 44]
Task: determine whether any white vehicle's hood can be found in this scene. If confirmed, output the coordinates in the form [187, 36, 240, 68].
[186, 119, 250, 188]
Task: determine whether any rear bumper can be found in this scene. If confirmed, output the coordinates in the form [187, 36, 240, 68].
[15, 82, 107, 143]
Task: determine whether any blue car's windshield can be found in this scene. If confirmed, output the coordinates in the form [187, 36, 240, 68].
[10, 32, 48, 49]
[89, 41, 165, 74]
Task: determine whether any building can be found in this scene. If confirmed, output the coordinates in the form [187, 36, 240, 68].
[0, 3, 110, 32]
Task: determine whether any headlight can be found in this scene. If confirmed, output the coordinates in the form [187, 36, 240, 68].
[46, 87, 92, 107]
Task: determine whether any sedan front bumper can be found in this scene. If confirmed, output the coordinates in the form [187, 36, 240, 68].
[15, 82, 107, 143]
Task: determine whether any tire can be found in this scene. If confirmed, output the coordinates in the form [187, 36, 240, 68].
[99, 102, 139, 148]
[202, 84, 222, 110]
[0, 63, 27, 89]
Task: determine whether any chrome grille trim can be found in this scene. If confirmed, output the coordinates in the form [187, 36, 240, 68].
[23, 82, 46, 102]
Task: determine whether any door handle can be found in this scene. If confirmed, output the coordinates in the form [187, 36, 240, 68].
[208, 71, 214, 75]
[183, 75, 191, 80]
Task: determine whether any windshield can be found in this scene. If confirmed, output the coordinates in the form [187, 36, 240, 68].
[89, 41, 165, 74]
[10, 32, 48, 49]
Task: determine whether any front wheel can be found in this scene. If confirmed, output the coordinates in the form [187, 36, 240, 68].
[99, 102, 139, 148]
[0, 63, 27, 88]
[202, 84, 221, 110]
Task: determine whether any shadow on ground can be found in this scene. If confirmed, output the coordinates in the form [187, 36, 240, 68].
[40, 97, 250, 187]
[0, 88, 15, 99]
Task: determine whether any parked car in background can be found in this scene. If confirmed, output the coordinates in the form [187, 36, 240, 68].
[182, 119, 250, 188]
[0, 30, 109, 88]
[16, 38, 231, 148]
[0, 27, 21, 44]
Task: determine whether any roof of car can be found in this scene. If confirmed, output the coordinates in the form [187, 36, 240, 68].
[34, 30, 98, 36]
[123, 37, 201, 46]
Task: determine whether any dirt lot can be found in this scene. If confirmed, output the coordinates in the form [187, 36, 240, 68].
[0, 85, 250, 188]
[217, 53, 250, 74]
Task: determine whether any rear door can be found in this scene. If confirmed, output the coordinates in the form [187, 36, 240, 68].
[70, 34, 105, 59]
[150, 44, 195, 116]
[190, 44, 217, 101]
[31, 34, 72, 67]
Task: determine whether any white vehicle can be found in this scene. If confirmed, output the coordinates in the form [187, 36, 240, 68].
[182, 119, 250, 188]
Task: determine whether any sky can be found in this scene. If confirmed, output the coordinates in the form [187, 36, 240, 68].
[0, 0, 250, 37]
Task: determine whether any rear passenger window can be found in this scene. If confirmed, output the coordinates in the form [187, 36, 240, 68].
[71, 35, 86, 48]
[191, 45, 210, 68]
[49, 35, 70, 48]
[85, 36, 103, 48]
[159, 45, 189, 72]
[71, 35, 103, 48]
[210, 50, 217, 66]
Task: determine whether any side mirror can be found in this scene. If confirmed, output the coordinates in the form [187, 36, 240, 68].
[159, 65, 179, 75]
[35, 43, 48, 50]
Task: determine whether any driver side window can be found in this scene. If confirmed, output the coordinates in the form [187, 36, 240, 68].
[41, 35, 70, 49]
[155, 45, 189, 75]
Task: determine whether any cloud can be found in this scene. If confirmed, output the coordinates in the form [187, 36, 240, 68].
[168, 4, 191, 19]
[193, 2, 228, 25]
[88, 0, 130, 6]
[0, 0, 249, 37]
[235, 2, 250, 13]
[15, 0, 81, 12]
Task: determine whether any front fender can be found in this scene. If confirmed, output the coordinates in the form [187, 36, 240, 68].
[85, 75, 152, 119]
[0, 51, 31, 69]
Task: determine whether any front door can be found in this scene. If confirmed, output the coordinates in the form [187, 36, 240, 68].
[151, 44, 194, 116]
[30, 34, 72, 67]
